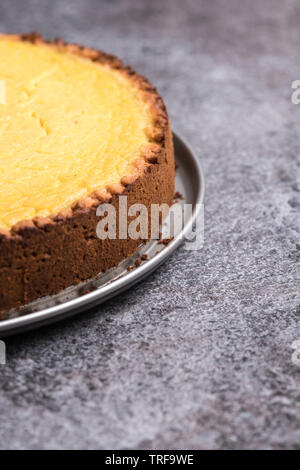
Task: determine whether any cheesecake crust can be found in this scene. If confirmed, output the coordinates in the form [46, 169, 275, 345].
[0, 33, 175, 313]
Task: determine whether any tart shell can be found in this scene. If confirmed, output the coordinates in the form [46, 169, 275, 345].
[0, 33, 175, 314]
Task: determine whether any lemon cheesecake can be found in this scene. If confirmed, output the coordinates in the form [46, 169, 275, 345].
[0, 33, 174, 313]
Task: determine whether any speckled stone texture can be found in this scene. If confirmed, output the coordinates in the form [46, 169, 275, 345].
[0, 0, 299, 450]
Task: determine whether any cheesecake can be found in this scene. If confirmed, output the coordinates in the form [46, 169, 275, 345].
[0, 33, 175, 313]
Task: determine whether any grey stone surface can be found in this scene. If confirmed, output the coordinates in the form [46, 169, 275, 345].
[0, 0, 299, 450]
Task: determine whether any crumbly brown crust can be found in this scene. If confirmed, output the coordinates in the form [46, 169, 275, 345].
[0, 33, 175, 314]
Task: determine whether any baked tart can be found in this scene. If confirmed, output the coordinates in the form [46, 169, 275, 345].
[0, 33, 175, 313]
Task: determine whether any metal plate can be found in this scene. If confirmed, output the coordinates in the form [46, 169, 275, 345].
[0, 132, 205, 336]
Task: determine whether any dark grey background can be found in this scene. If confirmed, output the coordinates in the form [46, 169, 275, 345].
[0, 0, 299, 450]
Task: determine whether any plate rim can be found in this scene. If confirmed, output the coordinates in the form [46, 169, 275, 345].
[0, 131, 205, 336]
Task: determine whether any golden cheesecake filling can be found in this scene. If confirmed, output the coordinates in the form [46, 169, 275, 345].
[0, 39, 152, 230]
